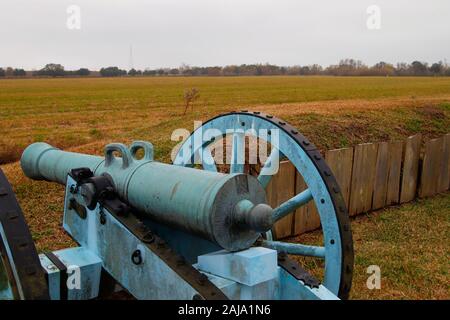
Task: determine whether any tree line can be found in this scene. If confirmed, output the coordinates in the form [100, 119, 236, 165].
[1, 60, 450, 78]
[0, 64, 90, 77]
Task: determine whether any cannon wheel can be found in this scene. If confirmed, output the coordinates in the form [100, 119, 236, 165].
[173, 111, 354, 299]
[0, 168, 49, 300]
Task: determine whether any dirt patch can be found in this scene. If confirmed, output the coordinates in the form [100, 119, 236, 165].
[0, 143, 22, 165]
[417, 104, 446, 119]
[243, 96, 450, 151]
[252, 95, 450, 116]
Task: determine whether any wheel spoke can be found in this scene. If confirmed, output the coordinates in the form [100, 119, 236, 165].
[260, 240, 325, 259]
[230, 132, 245, 174]
[201, 146, 217, 172]
[257, 148, 279, 188]
[272, 188, 313, 222]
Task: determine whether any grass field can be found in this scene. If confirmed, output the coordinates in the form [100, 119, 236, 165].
[291, 193, 450, 299]
[1, 76, 450, 163]
[0, 76, 449, 299]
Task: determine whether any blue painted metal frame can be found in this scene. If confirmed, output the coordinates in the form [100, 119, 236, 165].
[62, 175, 339, 300]
[39, 247, 102, 300]
[143, 218, 221, 264]
[63, 176, 213, 299]
[173, 113, 344, 295]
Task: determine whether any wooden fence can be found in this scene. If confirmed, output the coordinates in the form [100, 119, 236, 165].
[268, 133, 450, 239]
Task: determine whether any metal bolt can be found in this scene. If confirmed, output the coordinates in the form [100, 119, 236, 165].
[99, 211, 106, 225]
[197, 274, 208, 286]
[142, 231, 154, 244]
[47, 264, 57, 271]
[131, 250, 143, 265]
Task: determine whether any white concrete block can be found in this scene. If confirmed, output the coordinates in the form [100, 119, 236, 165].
[197, 247, 278, 286]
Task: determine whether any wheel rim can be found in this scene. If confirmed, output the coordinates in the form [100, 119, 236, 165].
[173, 111, 354, 299]
[0, 168, 49, 300]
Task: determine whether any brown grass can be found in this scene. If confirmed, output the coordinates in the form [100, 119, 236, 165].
[256, 95, 450, 116]
[0, 76, 449, 299]
[290, 193, 450, 300]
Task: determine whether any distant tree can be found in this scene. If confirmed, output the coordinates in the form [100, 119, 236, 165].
[206, 66, 221, 76]
[5, 67, 14, 77]
[43, 63, 65, 77]
[300, 66, 311, 75]
[334, 59, 368, 76]
[13, 68, 26, 76]
[372, 61, 395, 76]
[143, 69, 157, 76]
[0, 68, 5, 77]
[395, 62, 410, 76]
[309, 64, 323, 75]
[128, 68, 139, 76]
[259, 63, 282, 75]
[429, 62, 444, 75]
[239, 64, 258, 76]
[286, 66, 302, 75]
[183, 88, 200, 114]
[410, 61, 428, 76]
[75, 68, 90, 76]
[33, 63, 65, 77]
[169, 68, 180, 75]
[223, 65, 239, 76]
[100, 66, 126, 77]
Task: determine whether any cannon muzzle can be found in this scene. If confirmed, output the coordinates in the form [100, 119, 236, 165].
[21, 142, 273, 251]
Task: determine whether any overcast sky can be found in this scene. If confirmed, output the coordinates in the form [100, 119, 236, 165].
[0, 0, 449, 70]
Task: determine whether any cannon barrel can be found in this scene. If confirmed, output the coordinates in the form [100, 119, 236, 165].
[21, 142, 273, 251]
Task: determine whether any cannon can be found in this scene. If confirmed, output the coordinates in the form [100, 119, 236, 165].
[0, 111, 353, 300]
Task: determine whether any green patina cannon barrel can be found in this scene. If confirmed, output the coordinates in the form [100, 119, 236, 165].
[20, 142, 273, 251]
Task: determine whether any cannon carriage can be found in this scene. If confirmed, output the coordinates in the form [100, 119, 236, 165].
[0, 111, 353, 300]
